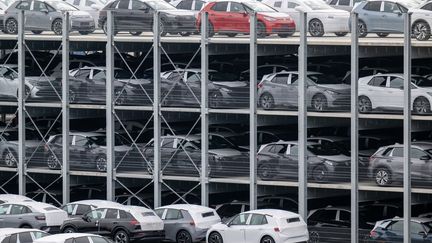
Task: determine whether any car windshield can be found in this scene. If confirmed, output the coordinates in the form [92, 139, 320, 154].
[303, 0, 332, 10]
[308, 143, 343, 156]
[0, 67, 18, 79]
[209, 72, 238, 81]
[114, 69, 134, 79]
[308, 73, 342, 85]
[145, 0, 176, 10]
[209, 136, 237, 149]
[46, 0, 78, 10]
[412, 76, 432, 87]
[0, 131, 18, 141]
[88, 135, 128, 146]
[244, 1, 276, 12]
[422, 221, 432, 233]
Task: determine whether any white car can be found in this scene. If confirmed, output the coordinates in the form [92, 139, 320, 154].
[0, 201, 68, 233]
[262, 0, 350, 37]
[171, 0, 207, 17]
[34, 233, 110, 243]
[206, 209, 308, 243]
[327, 0, 363, 11]
[0, 228, 49, 243]
[64, 0, 104, 27]
[0, 194, 33, 204]
[61, 200, 122, 217]
[155, 204, 221, 243]
[358, 74, 432, 114]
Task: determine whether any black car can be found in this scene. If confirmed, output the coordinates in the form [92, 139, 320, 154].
[98, 0, 196, 36]
[60, 205, 165, 243]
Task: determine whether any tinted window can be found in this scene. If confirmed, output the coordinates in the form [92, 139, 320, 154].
[18, 233, 32, 243]
[389, 77, 403, 89]
[162, 138, 175, 148]
[75, 237, 90, 243]
[154, 209, 164, 218]
[217, 204, 242, 217]
[86, 209, 106, 220]
[117, 0, 129, 9]
[165, 209, 182, 220]
[177, 0, 192, 9]
[33, 1, 48, 11]
[63, 204, 75, 215]
[309, 209, 336, 221]
[273, 1, 281, 7]
[90, 237, 109, 243]
[16, 1, 31, 10]
[340, 211, 350, 221]
[282, 199, 298, 210]
[363, 1, 381, 11]
[368, 76, 386, 87]
[230, 2, 245, 12]
[195, 0, 204, 10]
[76, 205, 92, 215]
[249, 214, 268, 225]
[211, 1, 228, 11]
[230, 213, 249, 225]
[1, 236, 10, 243]
[105, 209, 118, 219]
[119, 210, 133, 219]
[8, 235, 16, 243]
[339, 0, 350, 5]
[271, 74, 289, 85]
[383, 1, 400, 13]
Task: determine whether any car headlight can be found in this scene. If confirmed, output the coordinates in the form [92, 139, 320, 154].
[220, 87, 231, 93]
[427, 92, 432, 97]
[324, 160, 334, 166]
[263, 16, 277, 22]
[325, 89, 338, 95]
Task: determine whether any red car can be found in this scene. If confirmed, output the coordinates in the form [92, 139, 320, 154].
[197, 0, 295, 38]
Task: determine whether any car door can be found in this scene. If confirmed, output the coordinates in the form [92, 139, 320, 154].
[364, 75, 388, 108]
[5, 204, 31, 228]
[113, 0, 130, 31]
[227, 1, 249, 33]
[411, 148, 431, 180]
[71, 135, 90, 168]
[267, 73, 289, 105]
[287, 73, 299, 106]
[267, 144, 290, 177]
[97, 209, 118, 236]
[162, 209, 183, 241]
[244, 214, 269, 242]
[360, 1, 382, 31]
[82, 208, 107, 233]
[184, 72, 201, 105]
[160, 137, 180, 174]
[0, 66, 18, 97]
[0, 204, 11, 227]
[284, 144, 300, 178]
[31, 1, 51, 30]
[386, 76, 404, 109]
[208, 2, 229, 32]
[174, 138, 201, 175]
[129, 0, 152, 32]
[222, 213, 250, 243]
[381, 1, 403, 32]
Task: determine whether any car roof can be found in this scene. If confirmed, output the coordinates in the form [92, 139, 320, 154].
[0, 194, 32, 202]
[246, 209, 300, 219]
[308, 136, 349, 142]
[11, 201, 61, 212]
[161, 134, 201, 141]
[389, 142, 432, 150]
[157, 204, 214, 213]
[67, 200, 122, 207]
[69, 132, 103, 137]
[34, 233, 98, 243]
[0, 228, 44, 235]
[171, 68, 217, 73]
[79, 66, 122, 71]
[392, 217, 432, 224]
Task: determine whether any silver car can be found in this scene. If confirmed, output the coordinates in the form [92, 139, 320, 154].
[0, 228, 49, 243]
[4, 0, 95, 35]
[257, 71, 350, 111]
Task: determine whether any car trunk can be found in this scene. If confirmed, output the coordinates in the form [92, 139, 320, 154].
[277, 217, 308, 238]
[43, 209, 68, 226]
[191, 211, 221, 229]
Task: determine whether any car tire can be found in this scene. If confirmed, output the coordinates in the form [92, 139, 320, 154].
[412, 21, 431, 41]
[226, 33, 237, 37]
[257, 21, 266, 38]
[113, 230, 129, 243]
[180, 31, 191, 36]
[129, 31, 142, 36]
[414, 97, 431, 114]
[96, 156, 107, 172]
[52, 19, 63, 35]
[208, 232, 223, 243]
[31, 30, 43, 34]
[376, 32, 389, 37]
[358, 20, 368, 38]
[5, 18, 18, 34]
[176, 230, 192, 243]
[47, 154, 60, 170]
[79, 31, 91, 35]
[334, 32, 347, 37]
[358, 96, 372, 113]
[312, 165, 328, 183]
[375, 167, 392, 186]
[257, 164, 276, 180]
[259, 93, 274, 109]
[260, 236, 275, 243]
[311, 94, 327, 111]
[278, 33, 289, 38]
[208, 22, 215, 37]
[309, 231, 320, 243]
[62, 226, 76, 233]
[309, 19, 324, 37]
[20, 225, 32, 229]
[3, 151, 17, 168]
[209, 92, 222, 108]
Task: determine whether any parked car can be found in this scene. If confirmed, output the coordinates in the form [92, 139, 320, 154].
[239, 64, 291, 82]
[0, 228, 49, 243]
[98, 0, 196, 36]
[161, 69, 249, 108]
[45, 132, 132, 172]
[61, 200, 123, 217]
[4, 0, 95, 35]
[257, 141, 351, 182]
[369, 142, 432, 186]
[353, 0, 432, 41]
[0, 194, 33, 204]
[0, 201, 68, 233]
[215, 201, 276, 222]
[60, 205, 165, 243]
[359, 202, 402, 228]
[358, 74, 432, 114]
[155, 204, 221, 243]
[328, 0, 362, 11]
[197, 0, 296, 38]
[264, 0, 350, 37]
[258, 71, 350, 111]
[34, 233, 112, 243]
[207, 209, 308, 243]
[64, 0, 103, 27]
[369, 217, 432, 242]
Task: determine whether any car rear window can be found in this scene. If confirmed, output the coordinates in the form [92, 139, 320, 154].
[202, 212, 215, 217]
[142, 212, 156, 217]
[287, 217, 300, 223]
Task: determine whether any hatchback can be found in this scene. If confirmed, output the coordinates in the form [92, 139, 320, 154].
[0, 228, 49, 243]
[369, 218, 432, 242]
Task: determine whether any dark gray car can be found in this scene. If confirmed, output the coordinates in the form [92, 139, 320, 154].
[4, 0, 95, 35]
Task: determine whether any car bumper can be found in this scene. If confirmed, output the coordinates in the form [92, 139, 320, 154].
[192, 228, 208, 241]
[130, 230, 165, 241]
[71, 19, 95, 32]
[164, 18, 196, 33]
[40, 225, 61, 233]
[267, 21, 296, 35]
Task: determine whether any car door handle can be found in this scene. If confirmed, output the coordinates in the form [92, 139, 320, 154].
[113, 222, 118, 225]
[382, 15, 387, 17]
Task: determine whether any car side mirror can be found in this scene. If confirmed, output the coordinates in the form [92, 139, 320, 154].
[82, 215, 89, 222]
[420, 155, 431, 161]
[419, 231, 427, 238]
[90, 4, 99, 9]
[41, 9, 49, 14]
[140, 8, 149, 13]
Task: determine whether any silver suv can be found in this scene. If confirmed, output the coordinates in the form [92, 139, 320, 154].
[257, 71, 350, 111]
[369, 142, 432, 186]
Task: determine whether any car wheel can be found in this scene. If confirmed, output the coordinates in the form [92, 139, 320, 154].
[358, 20, 368, 38]
[4, 151, 17, 168]
[334, 32, 347, 37]
[309, 19, 324, 37]
[180, 31, 191, 36]
[47, 154, 60, 170]
[160, 21, 167, 36]
[312, 165, 328, 183]
[79, 31, 91, 35]
[209, 92, 222, 108]
[226, 33, 237, 37]
[176, 230, 192, 243]
[412, 21, 431, 41]
[208, 22, 215, 37]
[309, 231, 320, 243]
[20, 225, 32, 229]
[69, 89, 77, 103]
[115, 90, 126, 105]
[259, 93, 274, 109]
[261, 236, 275, 243]
[257, 164, 276, 180]
[311, 94, 327, 111]
[208, 232, 223, 243]
[114, 230, 129, 243]
[375, 167, 391, 186]
[257, 21, 266, 38]
[31, 30, 43, 34]
[358, 96, 372, 113]
[96, 156, 107, 172]
[5, 18, 18, 34]
[414, 97, 431, 114]
[376, 32, 389, 37]
[129, 31, 142, 36]
[52, 19, 62, 35]
[160, 89, 171, 106]
[62, 226, 76, 233]
[278, 33, 289, 38]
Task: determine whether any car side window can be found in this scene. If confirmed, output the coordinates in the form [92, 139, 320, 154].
[75, 69, 91, 79]
[74, 237, 90, 243]
[411, 148, 428, 160]
[363, 1, 381, 11]
[62, 204, 75, 215]
[339, 211, 350, 222]
[85, 0, 95, 6]
[329, 0, 337, 4]
[271, 74, 289, 85]
[1, 236, 10, 243]
[309, 209, 336, 222]
[119, 210, 133, 219]
[211, 2, 228, 11]
[18, 232, 32, 243]
[161, 138, 175, 148]
[383, 1, 400, 13]
[10, 205, 27, 215]
[74, 136, 88, 147]
[288, 145, 298, 156]
[287, 2, 299, 8]
[422, 3, 432, 10]
[76, 205, 92, 215]
[388, 221, 404, 231]
[187, 73, 201, 83]
[273, 144, 287, 154]
[177, 0, 192, 9]
[105, 209, 119, 219]
[230, 2, 245, 12]
[249, 214, 268, 225]
[73, 0, 80, 5]
[389, 77, 403, 89]
[195, 0, 204, 10]
[0, 205, 9, 215]
[154, 209, 165, 218]
[230, 213, 250, 225]
[273, 1, 281, 7]
[339, 0, 349, 5]
[131, 0, 146, 9]
[33, 1, 48, 11]
[117, 0, 129, 9]
[31, 231, 49, 240]
[86, 209, 106, 220]
[368, 76, 386, 87]
[411, 222, 425, 234]
[107, 0, 119, 8]
[391, 147, 403, 157]
[8, 235, 17, 243]
[89, 237, 109, 243]
[165, 209, 183, 220]
[16, 1, 31, 10]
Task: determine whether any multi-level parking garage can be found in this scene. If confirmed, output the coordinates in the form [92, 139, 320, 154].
[1, 8, 432, 242]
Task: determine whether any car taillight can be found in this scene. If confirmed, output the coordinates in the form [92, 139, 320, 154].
[369, 156, 375, 162]
[35, 216, 46, 220]
[130, 219, 140, 226]
[273, 227, 280, 232]
[369, 230, 378, 238]
[44, 144, 49, 152]
[257, 82, 263, 88]
[189, 221, 195, 226]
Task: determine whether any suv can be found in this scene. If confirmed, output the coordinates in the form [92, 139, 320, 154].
[197, 0, 295, 38]
[369, 142, 432, 186]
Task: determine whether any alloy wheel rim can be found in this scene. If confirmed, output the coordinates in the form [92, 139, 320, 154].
[358, 23, 366, 35]
[53, 21, 62, 34]
[313, 97, 324, 111]
[97, 157, 107, 171]
[259, 165, 272, 179]
[65, 228, 74, 233]
[359, 98, 370, 112]
[177, 232, 191, 243]
[5, 152, 16, 167]
[7, 20, 17, 34]
[314, 168, 325, 181]
[262, 237, 274, 243]
[414, 23, 427, 40]
[115, 233, 127, 243]
[47, 155, 58, 169]
[415, 99, 428, 114]
[310, 21, 322, 36]
[261, 95, 272, 109]
[209, 234, 222, 243]
[376, 170, 388, 185]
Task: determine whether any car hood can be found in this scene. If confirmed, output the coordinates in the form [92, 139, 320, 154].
[70, 10, 93, 17]
[317, 154, 350, 162]
[209, 148, 243, 157]
[118, 78, 152, 85]
[212, 81, 248, 88]
[25, 76, 59, 86]
[259, 12, 291, 19]
[6, 140, 40, 147]
[316, 84, 350, 92]
[160, 9, 195, 17]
